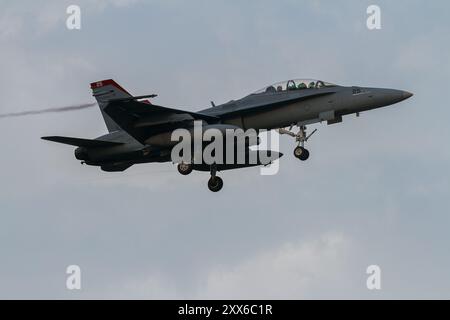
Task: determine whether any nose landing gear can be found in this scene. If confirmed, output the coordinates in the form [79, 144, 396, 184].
[279, 125, 317, 161]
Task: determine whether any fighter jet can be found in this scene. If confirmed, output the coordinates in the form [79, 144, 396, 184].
[42, 78, 413, 192]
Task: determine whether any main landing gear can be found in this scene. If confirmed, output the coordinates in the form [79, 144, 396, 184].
[177, 162, 193, 175]
[208, 164, 223, 192]
[279, 125, 317, 161]
[177, 162, 223, 192]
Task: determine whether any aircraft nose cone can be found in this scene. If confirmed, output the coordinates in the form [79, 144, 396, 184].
[402, 91, 413, 100]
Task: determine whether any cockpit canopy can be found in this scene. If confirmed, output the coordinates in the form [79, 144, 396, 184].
[252, 79, 336, 95]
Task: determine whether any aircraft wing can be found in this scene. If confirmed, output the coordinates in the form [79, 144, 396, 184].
[103, 100, 219, 143]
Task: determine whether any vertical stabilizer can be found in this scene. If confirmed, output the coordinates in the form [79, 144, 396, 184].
[90, 79, 132, 132]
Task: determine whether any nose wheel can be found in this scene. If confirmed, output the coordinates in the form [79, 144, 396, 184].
[294, 146, 309, 161]
[279, 125, 316, 161]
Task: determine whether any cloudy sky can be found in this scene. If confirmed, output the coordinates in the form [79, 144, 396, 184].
[0, 0, 449, 299]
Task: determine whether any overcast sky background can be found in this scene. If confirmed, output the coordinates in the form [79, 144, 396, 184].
[0, 0, 449, 299]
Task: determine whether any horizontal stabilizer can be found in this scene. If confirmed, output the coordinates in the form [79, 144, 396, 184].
[109, 94, 158, 103]
[41, 136, 124, 148]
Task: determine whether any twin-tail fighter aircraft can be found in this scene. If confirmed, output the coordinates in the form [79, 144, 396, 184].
[42, 78, 413, 192]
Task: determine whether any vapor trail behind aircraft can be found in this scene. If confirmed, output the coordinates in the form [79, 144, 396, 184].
[0, 102, 97, 119]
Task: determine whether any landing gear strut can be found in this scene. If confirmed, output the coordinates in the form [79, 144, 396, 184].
[279, 125, 317, 161]
[208, 164, 223, 192]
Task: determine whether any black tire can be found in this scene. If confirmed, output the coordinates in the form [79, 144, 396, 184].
[299, 148, 309, 161]
[208, 176, 223, 192]
[177, 163, 193, 175]
[293, 147, 310, 161]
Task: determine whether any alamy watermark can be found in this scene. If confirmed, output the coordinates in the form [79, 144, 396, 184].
[170, 121, 281, 175]
[66, 5, 81, 30]
[367, 5, 381, 30]
[66, 265, 81, 290]
[366, 265, 381, 290]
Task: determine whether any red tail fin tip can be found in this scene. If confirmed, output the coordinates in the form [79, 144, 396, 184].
[89, 79, 131, 95]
